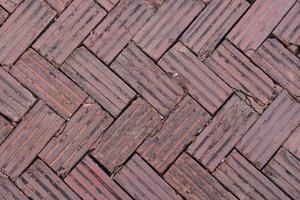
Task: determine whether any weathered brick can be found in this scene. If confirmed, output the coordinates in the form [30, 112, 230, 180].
[10, 49, 87, 119]
[95, 0, 119, 11]
[33, 0, 106, 65]
[0, 172, 29, 200]
[0, 6, 8, 24]
[0, 115, 13, 145]
[283, 125, 300, 160]
[0, 0, 22, 13]
[45, 0, 72, 12]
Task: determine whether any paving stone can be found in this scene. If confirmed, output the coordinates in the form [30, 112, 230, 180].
[110, 43, 184, 116]
[159, 42, 232, 114]
[0, 0, 22, 13]
[45, 0, 72, 12]
[95, 0, 119, 11]
[0, 0, 56, 65]
[91, 98, 161, 173]
[84, 0, 155, 64]
[283, 125, 300, 160]
[0, 172, 29, 200]
[138, 96, 210, 173]
[61, 46, 136, 117]
[33, 0, 106, 65]
[10, 49, 87, 119]
[0, 6, 8, 24]
[0, 115, 13, 145]
[65, 156, 132, 200]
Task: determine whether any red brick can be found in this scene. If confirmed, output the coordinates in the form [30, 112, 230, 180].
[263, 148, 300, 200]
[111, 43, 184, 116]
[252, 38, 300, 99]
[0, 0, 56, 65]
[0, 115, 13, 145]
[91, 98, 161, 172]
[10, 49, 87, 119]
[214, 150, 289, 200]
[0, 172, 29, 200]
[0, 67, 36, 121]
[61, 47, 136, 117]
[40, 98, 113, 176]
[114, 154, 182, 200]
[0, 101, 64, 180]
[45, 0, 72, 12]
[237, 90, 300, 169]
[138, 96, 210, 173]
[181, 0, 249, 59]
[84, 0, 154, 64]
[134, 0, 205, 60]
[65, 156, 132, 200]
[0, 6, 8, 24]
[227, 0, 295, 56]
[164, 153, 237, 200]
[15, 159, 80, 200]
[188, 95, 258, 171]
[0, 0, 22, 13]
[33, 0, 106, 65]
[159, 42, 232, 114]
[205, 40, 282, 113]
[283, 125, 300, 160]
[95, 0, 119, 11]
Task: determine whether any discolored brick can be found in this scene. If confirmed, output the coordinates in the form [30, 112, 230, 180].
[138, 96, 210, 173]
[61, 47, 136, 117]
[10, 49, 87, 119]
[91, 98, 161, 172]
[0, 172, 29, 200]
[33, 0, 106, 65]
[0, 115, 13, 145]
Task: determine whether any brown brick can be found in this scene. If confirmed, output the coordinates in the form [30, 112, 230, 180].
[33, 0, 106, 65]
[227, 0, 295, 56]
[252, 38, 300, 99]
[205, 40, 282, 113]
[0, 101, 64, 180]
[273, 1, 300, 46]
[0, 0, 56, 65]
[40, 99, 113, 176]
[188, 95, 259, 171]
[0, 115, 13, 144]
[92, 98, 161, 172]
[214, 150, 289, 200]
[95, 0, 119, 11]
[134, 0, 205, 60]
[138, 96, 210, 173]
[45, 0, 72, 12]
[10, 49, 87, 119]
[237, 90, 300, 169]
[263, 148, 300, 200]
[159, 42, 232, 114]
[114, 154, 182, 200]
[61, 47, 136, 117]
[0, 0, 22, 13]
[0, 6, 8, 25]
[15, 159, 80, 200]
[84, 0, 154, 64]
[283, 125, 300, 160]
[0, 67, 36, 121]
[111, 43, 184, 116]
[181, 0, 249, 59]
[164, 153, 237, 200]
[65, 156, 132, 200]
[0, 172, 29, 200]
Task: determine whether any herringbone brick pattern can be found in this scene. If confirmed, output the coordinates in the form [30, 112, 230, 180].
[0, 0, 299, 199]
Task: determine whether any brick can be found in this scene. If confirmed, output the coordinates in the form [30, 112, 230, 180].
[0, 6, 8, 24]
[61, 47, 136, 117]
[134, 0, 205, 60]
[0, 115, 13, 144]
[164, 153, 237, 200]
[0, 101, 64, 180]
[252, 38, 300, 99]
[0, 67, 36, 121]
[92, 98, 161, 172]
[159, 42, 232, 114]
[84, 0, 154, 64]
[188, 95, 259, 171]
[95, 0, 119, 11]
[114, 154, 182, 200]
[205, 40, 282, 113]
[10, 49, 87, 119]
[40, 98, 113, 176]
[237, 90, 300, 169]
[283, 125, 300, 160]
[263, 148, 300, 200]
[33, 0, 106, 65]
[15, 159, 80, 200]
[111, 43, 184, 116]
[45, 0, 72, 12]
[0, 0, 56, 65]
[181, 0, 249, 59]
[0, 0, 22, 13]
[138, 96, 210, 173]
[65, 156, 132, 200]
[273, 1, 300, 46]
[227, 0, 295, 56]
[0, 172, 29, 200]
